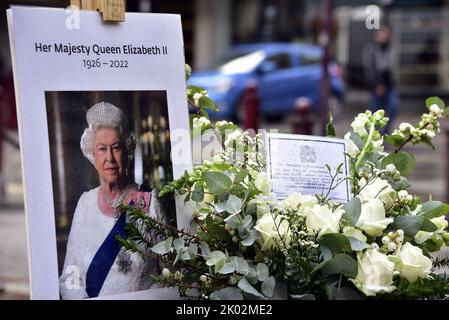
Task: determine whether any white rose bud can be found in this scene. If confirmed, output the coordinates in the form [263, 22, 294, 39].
[382, 236, 390, 244]
[386, 164, 396, 173]
[200, 275, 208, 282]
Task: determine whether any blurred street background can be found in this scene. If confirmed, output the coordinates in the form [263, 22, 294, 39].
[1, 0, 449, 299]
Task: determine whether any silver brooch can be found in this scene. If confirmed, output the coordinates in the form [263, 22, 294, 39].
[116, 250, 132, 274]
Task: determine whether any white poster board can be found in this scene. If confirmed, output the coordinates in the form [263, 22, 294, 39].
[8, 6, 192, 299]
[266, 133, 351, 202]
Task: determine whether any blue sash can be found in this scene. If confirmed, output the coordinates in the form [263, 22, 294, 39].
[86, 185, 151, 298]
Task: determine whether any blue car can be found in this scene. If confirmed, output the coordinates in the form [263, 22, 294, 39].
[188, 42, 345, 121]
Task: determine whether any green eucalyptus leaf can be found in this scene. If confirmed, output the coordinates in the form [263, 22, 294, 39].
[319, 233, 352, 253]
[238, 278, 264, 298]
[210, 287, 244, 300]
[203, 171, 232, 195]
[188, 243, 198, 260]
[349, 131, 365, 150]
[218, 262, 236, 274]
[215, 259, 225, 273]
[382, 152, 416, 177]
[391, 215, 437, 237]
[235, 169, 249, 184]
[242, 215, 253, 229]
[230, 257, 249, 275]
[151, 237, 173, 255]
[348, 237, 370, 251]
[261, 276, 275, 297]
[321, 253, 358, 278]
[256, 263, 269, 282]
[173, 238, 185, 251]
[199, 241, 211, 259]
[319, 245, 332, 261]
[246, 266, 259, 285]
[342, 197, 361, 226]
[191, 184, 204, 202]
[241, 229, 259, 246]
[419, 201, 449, 219]
[206, 250, 226, 267]
[392, 176, 411, 191]
[226, 194, 243, 214]
[216, 191, 230, 202]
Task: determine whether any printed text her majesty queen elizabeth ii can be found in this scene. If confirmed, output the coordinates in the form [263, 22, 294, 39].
[34, 42, 168, 56]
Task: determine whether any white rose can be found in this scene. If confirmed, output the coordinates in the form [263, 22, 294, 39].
[255, 173, 272, 196]
[396, 243, 432, 282]
[254, 213, 291, 251]
[358, 177, 394, 209]
[344, 132, 360, 157]
[279, 192, 317, 213]
[351, 249, 396, 296]
[343, 226, 367, 243]
[356, 198, 394, 236]
[304, 204, 343, 238]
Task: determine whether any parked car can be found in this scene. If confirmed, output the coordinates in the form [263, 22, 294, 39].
[188, 42, 345, 122]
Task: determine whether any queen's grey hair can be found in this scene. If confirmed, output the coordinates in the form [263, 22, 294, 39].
[80, 102, 136, 165]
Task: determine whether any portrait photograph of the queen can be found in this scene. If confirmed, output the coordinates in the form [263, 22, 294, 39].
[44, 90, 176, 299]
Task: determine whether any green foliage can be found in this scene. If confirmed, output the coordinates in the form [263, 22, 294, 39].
[119, 85, 449, 301]
[390, 215, 437, 237]
[320, 254, 358, 278]
[419, 201, 449, 219]
[342, 198, 361, 227]
[382, 151, 416, 177]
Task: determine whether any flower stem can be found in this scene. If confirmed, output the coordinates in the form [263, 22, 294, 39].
[354, 122, 375, 170]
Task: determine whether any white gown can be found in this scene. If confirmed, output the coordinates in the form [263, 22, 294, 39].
[59, 186, 160, 299]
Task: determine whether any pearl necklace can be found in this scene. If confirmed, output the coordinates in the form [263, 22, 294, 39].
[103, 184, 130, 210]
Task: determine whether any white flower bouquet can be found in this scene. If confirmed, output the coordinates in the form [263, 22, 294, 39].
[118, 67, 449, 300]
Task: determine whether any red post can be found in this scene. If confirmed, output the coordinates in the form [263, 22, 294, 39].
[242, 80, 260, 132]
[292, 97, 314, 135]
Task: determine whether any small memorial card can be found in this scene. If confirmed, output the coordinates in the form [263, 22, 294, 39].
[266, 133, 351, 202]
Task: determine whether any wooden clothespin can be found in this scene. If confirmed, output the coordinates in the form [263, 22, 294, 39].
[70, 0, 125, 22]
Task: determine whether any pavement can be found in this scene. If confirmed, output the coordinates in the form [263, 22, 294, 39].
[0, 89, 448, 300]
